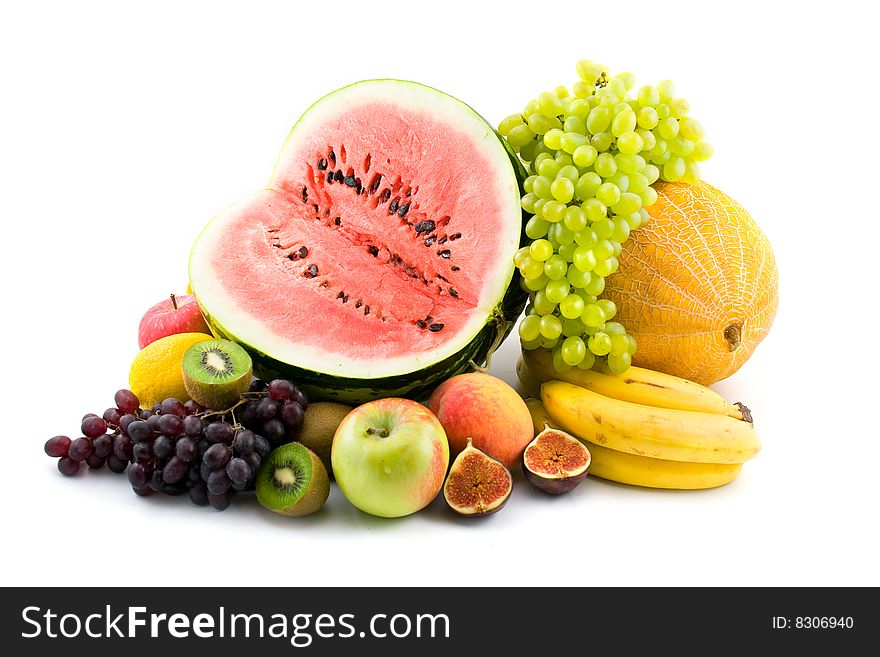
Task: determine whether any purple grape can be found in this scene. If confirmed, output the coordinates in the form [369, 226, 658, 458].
[68, 437, 94, 462]
[160, 398, 186, 418]
[132, 441, 153, 462]
[187, 464, 201, 483]
[138, 409, 154, 420]
[238, 401, 258, 426]
[183, 400, 205, 416]
[162, 457, 188, 484]
[81, 416, 108, 438]
[197, 440, 210, 459]
[151, 402, 162, 414]
[113, 434, 133, 460]
[189, 482, 210, 506]
[207, 470, 231, 495]
[248, 378, 267, 393]
[175, 437, 197, 462]
[103, 407, 123, 426]
[289, 386, 307, 409]
[256, 398, 277, 421]
[158, 414, 183, 436]
[200, 461, 214, 481]
[254, 435, 271, 459]
[82, 413, 98, 422]
[114, 389, 140, 414]
[183, 415, 203, 437]
[205, 422, 234, 445]
[127, 462, 148, 488]
[226, 458, 251, 488]
[132, 485, 153, 497]
[45, 435, 71, 458]
[86, 454, 106, 470]
[106, 454, 128, 473]
[149, 470, 164, 492]
[127, 420, 152, 443]
[153, 435, 174, 459]
[162, 483, 186, 496]
[261, 419, 286, 445]
[57, 457, 82, 476]
[204, 443, 231, 469]
[147, 414, 162, 431]
[268, 379, 296, 401]
[233, 429, 255, 455]
[208, 490, 233, 510]
[92, 434, 113, 458]
[279, 401, 305, 431]
[243, 451, 261, 473]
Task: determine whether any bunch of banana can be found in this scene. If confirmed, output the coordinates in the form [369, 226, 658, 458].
[518, 349, 760, 490]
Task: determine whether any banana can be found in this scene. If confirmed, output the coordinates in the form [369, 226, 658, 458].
[524, 398, 742, 490]
[521, 348, 749, 420]
[541, 380, 760, 464]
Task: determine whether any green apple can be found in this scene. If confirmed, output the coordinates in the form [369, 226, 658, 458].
[331, 398, 449, 518]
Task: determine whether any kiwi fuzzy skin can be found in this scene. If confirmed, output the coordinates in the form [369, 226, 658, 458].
[259, 446, 330, 517]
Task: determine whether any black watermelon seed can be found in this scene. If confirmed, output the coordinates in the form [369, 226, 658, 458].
[355, 299, 363, 309]
[380, 189, 391, 202]
[451, 265, 460, 271]
[297, 246, 308, 258]
[317, 158, 328, 170]
[439, 236, 448, 245]
[344, 176, 356, 187]
[449, 288, 459, 297]
[334, 170, 344, 182]
[326, 172, 334, 183]
[416, 320, 427, 329]
[429, 323, 444, 332]
[364, 305, 370, 315]
[287, 253, 296, 260]
[397, 203, 410, 217]
[337, 291, 345, 299]
[425, 316, 433, 323]
[424, 235, 437, 246]
[301, 186, 308, 202]
[389, 199, 399, 213]
[367, 245, 379, 257]
[355, 182, 362, 194]
[334, 217, 341, 226]
[369, 176, 382, 193]
[304, 265, 318, 278]
[328, 150, 336, 166]
[438, 249, 451, 259]
[450, 232, 462, 241]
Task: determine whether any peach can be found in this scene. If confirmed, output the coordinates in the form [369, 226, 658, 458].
[428, 373, 533, 470]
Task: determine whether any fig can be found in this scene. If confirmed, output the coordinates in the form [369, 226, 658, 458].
[443, 438, 512, 516]
[522, 428, 590, 495]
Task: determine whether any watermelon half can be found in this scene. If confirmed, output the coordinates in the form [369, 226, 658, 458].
[189, 80, 526, 403]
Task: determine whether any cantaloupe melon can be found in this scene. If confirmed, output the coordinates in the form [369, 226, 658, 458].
[605, 181, 777, 385]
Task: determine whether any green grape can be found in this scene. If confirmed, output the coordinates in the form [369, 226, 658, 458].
[560, 132, 589, 154]
[519, 256, 544, 280]
[637, 106, 659, 130]
[521, 193, 538, 214]
[540, 337, 559, 349]
[576, 351, 596, 370]
[638, 208, 650, 227]
[534, 152, 553, 167]
[523, 175, 536, 193]
[559, 293, 585, 319]
[576, 59, 604, 82]
[561, 317, 584, 337]
[583, 198, 607, 222]
[614, 153, 645, 175]
[611, 109, 637, 137]
[523, 98, 540, 115]
[532, 175, 553, 199]
[574, 226, 598, 247]
[557, 165, 579, 183]
[593, 256, 618, 277]
[554, 85, 570, 99]
[627, 334, 638, 354]
[586, 105, 612, 134]
[594, 153, 617, 177]
[525, 215, 550, 239]
[521, 337, 543, 350]
[617, 71, 636, 90]
[627, 172, 648, 194]
[576, 172, 602, 200]
[543, 128, 564, 150]
[554, 151, 574, 167]
[588, 332, 613, 356]
[608, 172, 630, 193]
[614, 192, 642, 216]
[624, 211, 642, 230]
[581, 303, 606, 327]
[572, 245, 597, 272]
[682, 160, 700, 185]
[567, 98, 590, 120]
[533, 198, 548, 218]
[533, 288, 556, 314]
[557, 242, 576, 261]
[652, 150, 672, 165]
[640, 186, 658, 207]
[507, 124, 535, 148]
[650, 137, 668, 159]
[643, 164, 660, 185]
[611, 216, 630, 242]
[596, 183, 621, 207]
[550, 177, 575, 203]
[606, 351, 632, 373]
[610, 333, 630, 356]
[603, 321, 626, 335]
[538, 91, 564, 118]
[520, 140, 537, 162]
[607, 77, 627, 99]
[543, 254, 568, 280]
[637, 85, 660, 107]
[529, 238, 554, 261]
[657, 80, 675, 101]
[668, 137, 694, 157]
[523, 274, 549, 292]
[513, 246, 530, 267]
[551, 222, 576, 245]
[617, 131, 643, 154]
[552, 348, 573, 373]
[669, 97, 690, 118]
[636, 128, 656, 151]
[563, 206, 587, 232]
[527, 113, 561, 135]
[545, 279, 571, 303]
[563, 116, 587, 134]
[656, 103, 671, 120]
[591, 132, 614, 152]
[544, 200, 568, 223]
[592, 218, 614, 239]
[612, 241, 622, 257]
[537, 158, 560, 179]
[662, 156, 686, 181]
[498, 114, 524, 136]
[581, 321, 604, 335]
[572, 144, 598, 167]
[572, 80, 594, 99]
[519, 315, 541, 341]
[692, 141, 714, 161]
[561, 336, 587, 366]
[584, 271, 606, 296]
[566, 264, 589, 288]
[657, 116, 679, 140]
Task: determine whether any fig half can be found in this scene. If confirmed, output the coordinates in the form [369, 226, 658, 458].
[522, 428, 591, 495]
[443, 438, 512, 516]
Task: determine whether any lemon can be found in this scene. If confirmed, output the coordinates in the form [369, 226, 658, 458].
[129, 332, 213, 408]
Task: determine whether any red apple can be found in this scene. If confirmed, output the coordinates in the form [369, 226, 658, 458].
[137, 294, 211, 348]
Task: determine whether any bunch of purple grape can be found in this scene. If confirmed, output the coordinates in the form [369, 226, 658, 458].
[44, 379, 307, 511]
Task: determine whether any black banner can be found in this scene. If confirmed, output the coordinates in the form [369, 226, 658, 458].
[2, 587, 871, 655]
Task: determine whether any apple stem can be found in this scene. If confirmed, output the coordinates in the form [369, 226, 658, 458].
[366, 427, 390, 438]
[170, 293, 178, 310]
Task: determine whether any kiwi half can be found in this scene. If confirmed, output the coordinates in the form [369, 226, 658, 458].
[256, 443, 329, 517]
[182, 339, 252, 409]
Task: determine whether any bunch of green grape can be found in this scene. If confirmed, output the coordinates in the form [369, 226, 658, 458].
[499, 60, 712, 374]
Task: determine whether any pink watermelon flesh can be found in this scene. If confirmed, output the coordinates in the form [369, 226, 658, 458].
[190, 80, 523, 393]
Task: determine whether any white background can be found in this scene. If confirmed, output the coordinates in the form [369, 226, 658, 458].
[2, 0, 878, 587]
